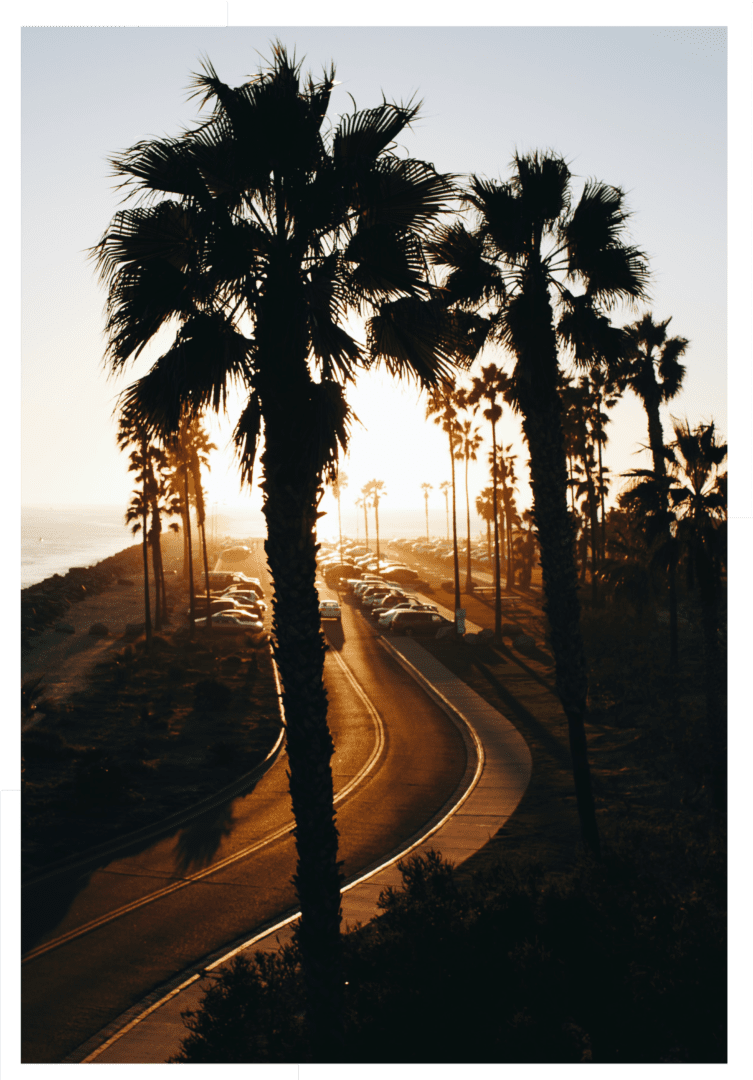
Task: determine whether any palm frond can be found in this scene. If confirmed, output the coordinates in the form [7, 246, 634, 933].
[233, 392, 263, 489]
[332, 99, 421, 162]
[117, 313, 252, 437]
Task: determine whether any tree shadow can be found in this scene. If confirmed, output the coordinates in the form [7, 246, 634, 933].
[322, 620, 345, 651]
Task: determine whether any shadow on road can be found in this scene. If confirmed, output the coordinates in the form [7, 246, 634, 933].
[322, 621, 345, 651]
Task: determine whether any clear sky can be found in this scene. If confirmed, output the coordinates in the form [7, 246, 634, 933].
[18, 6, 744, 540]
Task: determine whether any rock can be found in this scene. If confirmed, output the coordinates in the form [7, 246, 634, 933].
[88, 623, 109, 637]
[513, 633, 536, 648]
[54, 623, 75, 634]
[476, 627, 494, 641]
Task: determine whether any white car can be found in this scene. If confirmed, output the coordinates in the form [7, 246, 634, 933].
[319, 600, 342, 621]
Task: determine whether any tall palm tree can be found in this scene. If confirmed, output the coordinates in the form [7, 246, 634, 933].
[439, 480, 451, 540]
[669, 420, 726, 805]
[118, 416, 155, 645]
[476, 487, 494, 561]
[455, 417, 483, 591]
[421, 482, 432, 540]
[617, 313, 689, 668]
[91, 47, 464, 1054]
[359, 484, 372, 551]
[330, 471, 348, 564]
[467, 364, 510, 638]
[429, 151, 650, 856]
[426, 385, 464, 626]
[364, 479, 386, 572]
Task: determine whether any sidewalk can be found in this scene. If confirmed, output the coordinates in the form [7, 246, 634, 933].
[74, 634, 532, 1064]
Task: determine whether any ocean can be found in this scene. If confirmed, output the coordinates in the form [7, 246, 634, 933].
[21, 504, 484, 590]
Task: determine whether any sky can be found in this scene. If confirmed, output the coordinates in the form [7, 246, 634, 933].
[17, 5, 748, 544]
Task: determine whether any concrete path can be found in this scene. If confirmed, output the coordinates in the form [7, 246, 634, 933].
[74, 634, 532, 1064]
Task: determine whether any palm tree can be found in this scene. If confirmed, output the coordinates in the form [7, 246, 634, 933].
[359, 485, 372, 551]
[364, 479, 386, 572]
[421, 482, 432, 540]
[91, 46, 463, 1053]
[476, 487, 494, 561]
[439, 480, 451, 541]
[617, 313, 689, 669]
[354, 496, 364, 544]
[120, 426, 153, 648]
[467, 364, 510, 638]
[429, 151, 650, 856]
[668, 420, 727, 805]
[330, 471, 348, 565]
[426, 385, 463, 626]
[455, 418, 483, 591]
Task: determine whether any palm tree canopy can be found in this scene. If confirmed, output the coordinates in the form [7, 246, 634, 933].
[619, 312, 689, 404]
[93, 45, 467, 482]
[429, 151, 650, 406]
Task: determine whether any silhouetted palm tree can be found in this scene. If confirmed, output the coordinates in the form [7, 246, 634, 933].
[439, 480, 451, 540]
[455, 417, 483, 591]
[467, 364, 510, 637]
[364, 480, 387, 572]
[119, 424, 153, 648]
[426, 385, 464, 625]
[421, 482, 432, 540]
[330, 471, 348, 564]
[91, 46, 463, 1053]
[476, 487, 494, 561]
[429, 151, 650, 856]
[617, 313, 689, 669]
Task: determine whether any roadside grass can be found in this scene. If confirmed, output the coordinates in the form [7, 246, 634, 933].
[21, 628, 282, 876]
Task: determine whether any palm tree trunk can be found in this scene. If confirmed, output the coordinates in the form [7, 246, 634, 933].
[490, 421, 502, 638]
[363, 502, 369, 551]
[464, 453, 473, 592]
[183, 471, 195, 634]
[199, 517, 212, 636]
[149, 516, 161, 631]
[449, 430, 461, 628]
[374, 498, 381, 573]
[261, 415, 344, 1060]
[514, 290, 600, 858]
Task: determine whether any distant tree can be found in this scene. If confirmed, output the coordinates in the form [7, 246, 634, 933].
[426, 385, 463, 626]
[330, 472, 348, 564]
[476, 487, 494, 561]
[421, 482, 432, 540]
[119, 422, 153, 648]
[439, 480, 451, 541]
[467, 364, 510, 637]
[455, 417, 483, 591]
[364, 480, 386, 573]
[359, 485, 372, 552]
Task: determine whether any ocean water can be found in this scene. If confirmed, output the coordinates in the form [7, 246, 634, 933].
[21, 504, 484, 589]
[20, 505, 269, 590]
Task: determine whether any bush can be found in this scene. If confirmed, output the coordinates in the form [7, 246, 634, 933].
[194, 679, 233, 710]
[170, 848, 725, 1063]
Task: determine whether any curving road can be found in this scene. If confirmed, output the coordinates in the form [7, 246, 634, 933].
[22, 585, 468, 1063]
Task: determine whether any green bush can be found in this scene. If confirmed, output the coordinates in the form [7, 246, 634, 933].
[171, 846, 725, 1064]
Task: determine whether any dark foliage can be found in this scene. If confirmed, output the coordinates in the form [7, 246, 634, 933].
[172, 846, 725, 1064]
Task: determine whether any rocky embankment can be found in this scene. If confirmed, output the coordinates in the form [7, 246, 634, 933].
[21, 544, 145, 652]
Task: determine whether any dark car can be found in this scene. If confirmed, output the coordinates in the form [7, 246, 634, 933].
[385, 609, 453, 635]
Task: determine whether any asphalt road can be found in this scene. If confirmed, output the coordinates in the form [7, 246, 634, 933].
[21, 583, 467, 1063]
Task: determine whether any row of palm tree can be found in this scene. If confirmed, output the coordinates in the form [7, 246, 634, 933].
[118, 413, 215, 643]
[92, 45, 722, 1055]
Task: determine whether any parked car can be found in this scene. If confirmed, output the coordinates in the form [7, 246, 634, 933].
[384, 609, 453, 635]
[319, 600, 342, 621]
[195, 611, 265, 635]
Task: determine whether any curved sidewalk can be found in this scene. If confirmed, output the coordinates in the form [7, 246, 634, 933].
[76, 634, 532, 1064]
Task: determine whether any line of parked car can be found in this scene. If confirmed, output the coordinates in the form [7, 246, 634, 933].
[189, 570, 268, 638]
[346, 576, 453, 637]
